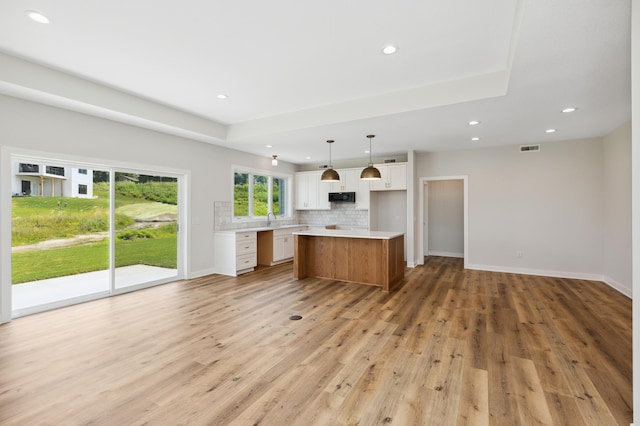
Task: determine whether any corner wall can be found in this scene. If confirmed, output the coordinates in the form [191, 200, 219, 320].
[603, 122, 632, 296]
[416, 137, 605, 279]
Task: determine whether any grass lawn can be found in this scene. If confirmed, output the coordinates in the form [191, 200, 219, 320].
[12, 237, 177, 284]
[12, 183, 178, 284]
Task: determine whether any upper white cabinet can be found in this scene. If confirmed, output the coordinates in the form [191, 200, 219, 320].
[354, 172, 370, 210]
[330, 169, 357, 192]
[295, 171, 330, 210]
[370, 163, 407, 191]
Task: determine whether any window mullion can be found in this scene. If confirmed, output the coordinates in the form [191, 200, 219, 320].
[268, 176, 273, 215]
[248, 174, 254, 217]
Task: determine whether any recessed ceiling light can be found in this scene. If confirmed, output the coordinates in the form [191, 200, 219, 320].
[468, 120, 480, 126]
[545, 128, 557, 133]
[562, 107, 578, 113]
[216, 94, 228, 100]
[305, 156, 311, 160]
[471, 137, 480, 141]
[265, 145, 273, 148]
[381, 45, 398, 55]
[364, 150, 370, 154]
[25, 10, 50, 24]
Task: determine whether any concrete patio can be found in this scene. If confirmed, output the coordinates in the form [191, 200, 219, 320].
[12, 265, 178, 313]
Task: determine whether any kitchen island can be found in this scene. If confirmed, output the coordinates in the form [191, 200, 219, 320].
[293, 229, 405, 292]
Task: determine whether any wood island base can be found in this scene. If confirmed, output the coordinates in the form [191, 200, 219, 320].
[293, 233, 404, 292]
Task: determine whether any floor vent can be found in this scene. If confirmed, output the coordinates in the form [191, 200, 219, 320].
[520, 144, 541, 153]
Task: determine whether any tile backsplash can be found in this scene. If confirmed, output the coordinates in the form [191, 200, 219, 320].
[214, 201, 368, 231]
[297, 202, 369, 228]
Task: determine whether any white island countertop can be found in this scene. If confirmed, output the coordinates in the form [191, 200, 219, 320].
[293, 229, 404, 240]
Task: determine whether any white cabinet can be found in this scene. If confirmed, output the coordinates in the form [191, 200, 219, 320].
[214, 231, 257, 276]
[258, 226, 307, 265]
[273, 226, 306, 262]
[295, 171, 330, 210]
[330, 169, 357, 192]
[355, 176, 370, 210]
[327, 168, 369, 210]
[370, 163, 407, 191]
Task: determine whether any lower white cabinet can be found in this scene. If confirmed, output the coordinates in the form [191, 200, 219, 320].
[257, 226, 307, 265]
[214, 231, 257, 276]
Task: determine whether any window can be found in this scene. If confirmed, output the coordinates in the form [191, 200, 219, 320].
[19, 163, 39, 173]
[234, 169, 289, 218]
[45, 166, 65, 176]
[78, 169, 87, 175]
[78, 184, 87, 195]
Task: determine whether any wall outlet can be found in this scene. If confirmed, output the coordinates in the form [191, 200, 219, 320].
[516, 250, 523, 258]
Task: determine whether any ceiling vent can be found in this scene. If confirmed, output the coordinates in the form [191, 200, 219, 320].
[384, 158, 397, 163]
[520, 144, 541, 153]
[318, 164, 328, 169]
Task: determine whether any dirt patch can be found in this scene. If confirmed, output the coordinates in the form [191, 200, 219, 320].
[12, 232, 109, 253]
[12, 213, 177, 253]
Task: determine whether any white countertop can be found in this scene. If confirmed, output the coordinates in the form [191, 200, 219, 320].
[293, 229, 404, 240]
[216, 224, 331, 234]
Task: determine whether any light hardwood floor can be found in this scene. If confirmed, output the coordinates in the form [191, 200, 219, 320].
[0, 257, 631, 425]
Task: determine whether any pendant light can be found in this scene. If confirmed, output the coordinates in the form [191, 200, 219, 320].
[271, 155, 278, 166]
[321, 140, 340, 181]
[360, 134, 381, 180]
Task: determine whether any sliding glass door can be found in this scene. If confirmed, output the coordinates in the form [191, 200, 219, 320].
[11, 162, 111, 314]
[113, 172, 178, 289]
[10, 157, 183, 317]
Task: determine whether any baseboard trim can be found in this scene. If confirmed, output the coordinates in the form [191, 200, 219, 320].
[466, 263, 603, 281]
[428, 251, 464, 258]
[603, 275, 632, 298]
[466, 264, 631, 298]
[188, 267, 217, 279]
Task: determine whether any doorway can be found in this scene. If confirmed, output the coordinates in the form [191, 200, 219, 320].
[417, 176, 468, 267]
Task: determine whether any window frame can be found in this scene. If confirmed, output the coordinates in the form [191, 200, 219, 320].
[232, 166, 292, 221]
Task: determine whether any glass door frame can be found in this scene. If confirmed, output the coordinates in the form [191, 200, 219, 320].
[0, 147, 189, 322]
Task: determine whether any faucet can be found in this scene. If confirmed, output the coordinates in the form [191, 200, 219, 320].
[267, 211, 274, 226]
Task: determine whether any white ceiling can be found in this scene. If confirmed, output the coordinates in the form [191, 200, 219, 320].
[0, 0, 631, 165]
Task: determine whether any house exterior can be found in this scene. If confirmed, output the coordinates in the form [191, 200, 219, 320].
[11, 161, 93, 198]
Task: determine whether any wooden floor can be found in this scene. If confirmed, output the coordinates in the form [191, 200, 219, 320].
[0, 257, 632, 425]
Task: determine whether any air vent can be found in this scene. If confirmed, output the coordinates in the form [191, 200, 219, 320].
[384, 158, 397, 163]
[520, 144, 540, 153]
[318, 164, 328, 169]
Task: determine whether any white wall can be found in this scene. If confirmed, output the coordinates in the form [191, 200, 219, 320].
[370, 191, 407, 260]
[631, 0, 639, 421]
[417, 137, 605, 278]
[602, 122, 632, 296]
[426, 179, 464, 257]
[0, 93, 297, 280]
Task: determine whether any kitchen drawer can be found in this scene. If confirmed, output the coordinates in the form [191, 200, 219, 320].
[236, 253, 257, 271]
[236, 231, 257, 242]
[236, 239, 257, 254]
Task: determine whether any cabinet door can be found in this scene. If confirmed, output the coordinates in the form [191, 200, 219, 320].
[295, 171, 330, 210]
[342, 169, 357, 192]
[295, 173, 309, 209]
[283, 235, 294, 259]
[388, 164, 407, 190]
[329, 172, 344, 192]
[273, 236, 286, 261]
[315, 172, 331, 210]
[369, 164, 407, 191]
[355, 177, 370, 210]
[369, 165, 389, 191]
